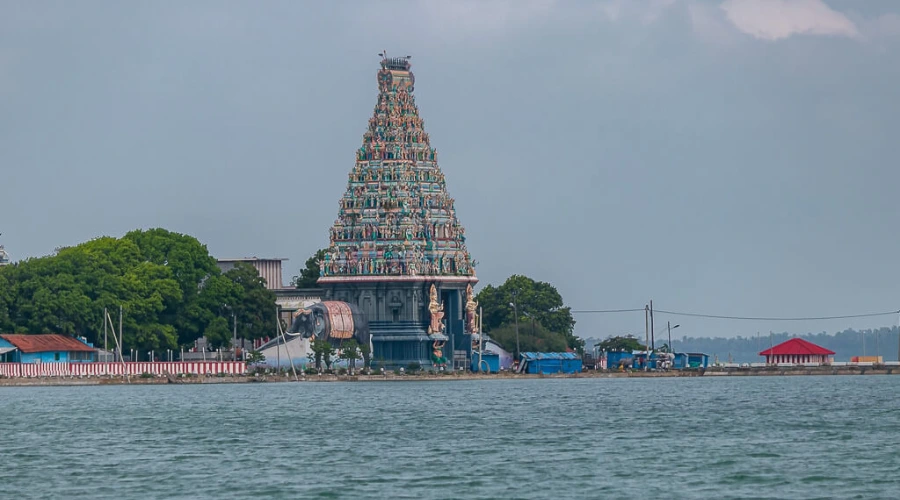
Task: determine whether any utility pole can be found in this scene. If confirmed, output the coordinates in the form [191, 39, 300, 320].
[119, 305, 123, 362]
[276, 313, 298, 381]
[644, 305, 649, 371]
[233, 312, 237, 361]
[510, 295, 521, 360]
[479, 306, 484, 355]
[667, 321, 672, 354]
[103, 307, 108, 359]
[650, 300, 655, 351]
[276, 306, 281, 375]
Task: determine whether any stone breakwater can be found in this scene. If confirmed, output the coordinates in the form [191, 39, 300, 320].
[0, 364, 898, 386]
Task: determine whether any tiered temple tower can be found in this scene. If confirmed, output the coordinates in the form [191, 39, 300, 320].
[0, 242, 9, 266]
[317, 55, 479, 369]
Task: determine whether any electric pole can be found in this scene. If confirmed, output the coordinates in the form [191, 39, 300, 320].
[667, 321, 672, 354]
[644, 305, 649, 371]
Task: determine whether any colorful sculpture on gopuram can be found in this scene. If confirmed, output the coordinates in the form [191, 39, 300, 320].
[317, 54, 479, 369]
[0, 234, 9, 267]
[318, 55, 476, 280]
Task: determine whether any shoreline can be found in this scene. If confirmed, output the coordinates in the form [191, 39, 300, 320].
[1, 365, 898, 387]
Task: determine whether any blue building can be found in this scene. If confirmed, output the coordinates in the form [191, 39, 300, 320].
[519, 352, 582, 374]
[673, 352, 709, 369]
[606, 351, 636, 370]
[471, 352, 500, 373]
[0, 334, 97, 363]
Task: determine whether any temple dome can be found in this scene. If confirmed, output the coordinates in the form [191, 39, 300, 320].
[319, 56, 475, 282]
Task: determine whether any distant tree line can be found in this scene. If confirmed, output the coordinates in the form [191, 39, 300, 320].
[0, 229, 276, 354]
[671, 328, 900, 363]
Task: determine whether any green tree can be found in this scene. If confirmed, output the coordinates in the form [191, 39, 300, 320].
[0, 229, 278, 356]
[123, 229, 218, 344]
[222, 262, 277, 342]
[123, 228, 217, 302]
[338, 339, 361, 373]
[311, 339, 335, 371]
[487, 322, 568, 354]
[476, 274, 581, 352]
[246, 350, 266, 365]
[291, 249, 326, 288]
[596, 335, 645, 352]
[7, 237, 183, 352]
[0, 269, 15, 331]
[203, 316, 232, 349]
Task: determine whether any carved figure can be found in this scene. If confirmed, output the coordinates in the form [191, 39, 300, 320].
[432, 340, 447, 366]
[427, 284, 445, 335]
[464, 284, 478, 334]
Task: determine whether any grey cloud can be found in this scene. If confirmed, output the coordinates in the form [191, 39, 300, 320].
[2, 0, 899, 341]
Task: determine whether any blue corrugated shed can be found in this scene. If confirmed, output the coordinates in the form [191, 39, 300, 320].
[686, 353, 709, 369]
[606, 351, 635, 369]
[471, 352, 500, 373]
[520, 352, 582, 374]
[673, 352, 708, 369]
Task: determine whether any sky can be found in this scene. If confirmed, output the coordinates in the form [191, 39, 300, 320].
[2, 0, 900, 342]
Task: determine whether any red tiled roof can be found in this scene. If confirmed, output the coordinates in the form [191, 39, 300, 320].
[0, 334, 94, 353]
[759, 337, 835, 356]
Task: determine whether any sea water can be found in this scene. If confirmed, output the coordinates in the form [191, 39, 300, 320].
[0, 376, 897, 499]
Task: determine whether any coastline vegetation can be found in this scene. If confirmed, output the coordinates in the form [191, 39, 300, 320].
[475, 274, 582, 354]
[0, 228, 276, 354]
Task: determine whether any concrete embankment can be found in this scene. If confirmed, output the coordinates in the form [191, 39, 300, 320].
[1, 365, 897, 387]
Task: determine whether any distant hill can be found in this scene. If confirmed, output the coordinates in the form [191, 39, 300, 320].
[584, 327, 900, 364]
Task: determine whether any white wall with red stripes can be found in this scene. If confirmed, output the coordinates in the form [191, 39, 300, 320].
[0, 361, 246, 378]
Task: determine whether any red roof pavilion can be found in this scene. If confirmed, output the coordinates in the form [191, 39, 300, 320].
[0, 334, 95, 353]
[759, 338, 835, 365]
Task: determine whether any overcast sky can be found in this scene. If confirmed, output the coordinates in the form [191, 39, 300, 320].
[2, 0, 900, 341]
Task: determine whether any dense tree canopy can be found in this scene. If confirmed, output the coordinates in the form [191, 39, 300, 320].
[0, 228, 276, 353]
[0, 271, 13, 331]
[487, 321, 568, 354]
[595, 335, 645, 352]
[291, 249, 325, 288]
[476, 274, 581, 354]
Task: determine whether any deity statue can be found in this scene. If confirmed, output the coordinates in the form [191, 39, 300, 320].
[432, 340, 447, 366]
[426, 284, 445, 335]
[464, 284, 478, 334]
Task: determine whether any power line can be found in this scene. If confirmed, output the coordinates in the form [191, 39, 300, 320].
[653, 309, 900, 321]
[571, 307, 900, 321]
[570, 308, 645, 314]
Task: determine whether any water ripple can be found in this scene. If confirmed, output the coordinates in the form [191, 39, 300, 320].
[0, 376, 898, 498]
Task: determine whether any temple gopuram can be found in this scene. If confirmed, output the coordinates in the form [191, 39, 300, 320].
[317, 55, 480, 369]
[0, 240, 9, 266]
